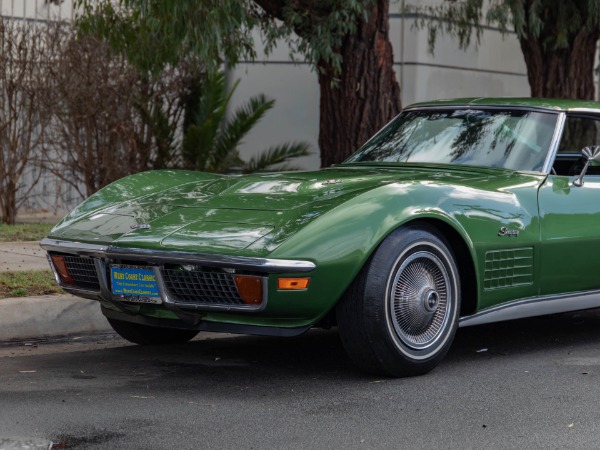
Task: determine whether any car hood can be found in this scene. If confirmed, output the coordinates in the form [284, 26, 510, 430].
[49, 165, 538, 256]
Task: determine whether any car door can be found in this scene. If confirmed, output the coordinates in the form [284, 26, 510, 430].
[538, 114, 600, 295]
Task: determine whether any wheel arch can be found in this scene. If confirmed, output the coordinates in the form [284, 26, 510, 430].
[399, 218, 478, 317]
[329, 216, 479, 326]
[335, 216, 470, 376]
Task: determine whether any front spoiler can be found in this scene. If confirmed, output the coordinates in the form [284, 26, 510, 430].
[101, 306, 311, 337]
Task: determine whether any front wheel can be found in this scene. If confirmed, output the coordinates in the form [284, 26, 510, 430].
[107, 318, 200, 345]
[337, 224, 461, 377]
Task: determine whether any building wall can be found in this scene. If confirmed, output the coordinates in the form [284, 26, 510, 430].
[1, 0, 78, 216]
[0, 0, 73, 20]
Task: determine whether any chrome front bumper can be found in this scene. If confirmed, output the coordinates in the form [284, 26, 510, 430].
[40, 238, 316, 324]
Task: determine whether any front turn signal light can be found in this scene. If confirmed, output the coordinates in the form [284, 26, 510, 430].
[50, 255, 74, 285]
[278, 277, 310, 290]
[234, 275, 263, 305]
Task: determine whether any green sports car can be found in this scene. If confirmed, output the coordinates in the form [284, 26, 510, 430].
[41, 98, 600, 377]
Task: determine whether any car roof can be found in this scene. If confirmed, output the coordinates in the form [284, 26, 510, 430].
[406, 97, 600, 113]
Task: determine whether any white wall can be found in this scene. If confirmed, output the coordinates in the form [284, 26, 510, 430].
[392, 8, 530, 105]
[228, 62, 321, 170]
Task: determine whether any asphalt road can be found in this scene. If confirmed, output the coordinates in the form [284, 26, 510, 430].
[2, 310, 600, 449]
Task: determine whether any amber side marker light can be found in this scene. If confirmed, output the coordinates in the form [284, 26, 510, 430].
[233, 275, 263, 305]
[50, 255, 74, 285]
[278, 278, 310, 290]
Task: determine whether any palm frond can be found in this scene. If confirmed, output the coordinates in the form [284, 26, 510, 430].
[212, 94, 274, 171]
[150, 104, 176, 168]
[182, 124, 216, 171]
[242, 142, 311, 174]
[180, 70, 310, 174]
[183, 71, 233, 170]
[195, 71, 231, 128]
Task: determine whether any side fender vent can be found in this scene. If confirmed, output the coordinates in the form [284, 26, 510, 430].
[483, 247, 533, 290]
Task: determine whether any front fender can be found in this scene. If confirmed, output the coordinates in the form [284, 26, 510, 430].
[267, 176, 541, 320]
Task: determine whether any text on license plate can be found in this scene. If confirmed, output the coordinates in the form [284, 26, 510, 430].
[110, 265, 161, 303]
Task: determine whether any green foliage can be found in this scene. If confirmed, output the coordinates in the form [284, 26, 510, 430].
[75, 0, 257, 74]
[75, 2, 311, 176]
[243, 143, 312, 173]
[256, 0, 376, 77]
[76, 0, 375, 77]
[413, 0, 600, 53]
[182, 71, 311, 173]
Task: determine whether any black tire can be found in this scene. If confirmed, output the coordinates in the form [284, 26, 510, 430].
[107, 318, 200, 345]
[337, 224, 461, 377]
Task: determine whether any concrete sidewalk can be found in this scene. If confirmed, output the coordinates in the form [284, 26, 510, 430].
[0, 241, 50, 272]
[0, 241, 111, 342]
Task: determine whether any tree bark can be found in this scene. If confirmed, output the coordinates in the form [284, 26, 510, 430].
[318, 1, 401, 167]
[1, 181, 17, 225]
[253, 0, 402, 167]
[518, 5, 600, 100]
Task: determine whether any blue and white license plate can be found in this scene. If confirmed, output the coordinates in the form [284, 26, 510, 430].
[110, 265, 161, 304]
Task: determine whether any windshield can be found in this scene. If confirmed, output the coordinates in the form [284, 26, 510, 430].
[345, 108, 559, 172]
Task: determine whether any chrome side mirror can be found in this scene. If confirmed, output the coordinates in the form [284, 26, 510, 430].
[573, 146, 600, 187]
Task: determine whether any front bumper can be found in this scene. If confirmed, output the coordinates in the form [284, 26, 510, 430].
[40, 238, 316, 332]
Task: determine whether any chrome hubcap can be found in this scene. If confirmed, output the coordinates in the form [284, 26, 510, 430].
[389, 250, 451, 350]
[423, 289, 439, 312]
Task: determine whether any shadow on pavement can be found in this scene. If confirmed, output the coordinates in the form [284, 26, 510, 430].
[4, 308, 600, 384]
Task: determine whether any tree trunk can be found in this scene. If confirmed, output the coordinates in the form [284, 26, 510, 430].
[318, 0, 401, 167]
[518, 8, 600, 99]
[1, 180, 17, 225]
[253, 0, 402, 168]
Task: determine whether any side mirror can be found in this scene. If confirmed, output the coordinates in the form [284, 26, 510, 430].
[573, 146, 600, 187]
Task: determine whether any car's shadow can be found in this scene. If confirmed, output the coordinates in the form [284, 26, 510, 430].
[451, 308, 600, 360]
[57, 307, 600, 387]
[13, 308, 600, 392]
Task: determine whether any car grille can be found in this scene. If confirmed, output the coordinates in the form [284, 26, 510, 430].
[162, 268, 244, 305]
[64, 256, 101, 290]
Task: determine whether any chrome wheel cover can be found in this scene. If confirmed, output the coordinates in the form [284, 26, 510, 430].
[389, 250, 452, 350]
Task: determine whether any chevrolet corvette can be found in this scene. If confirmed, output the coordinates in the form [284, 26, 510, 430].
[41, 98, 600, 376]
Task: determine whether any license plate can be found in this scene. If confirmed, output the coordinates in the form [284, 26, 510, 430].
[110, 265, 161, 304]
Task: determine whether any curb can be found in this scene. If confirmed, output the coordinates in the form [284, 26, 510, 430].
[0, 294, 111, 343]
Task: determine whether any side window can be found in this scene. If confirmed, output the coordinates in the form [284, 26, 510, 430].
[554, 117, 600, 176]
